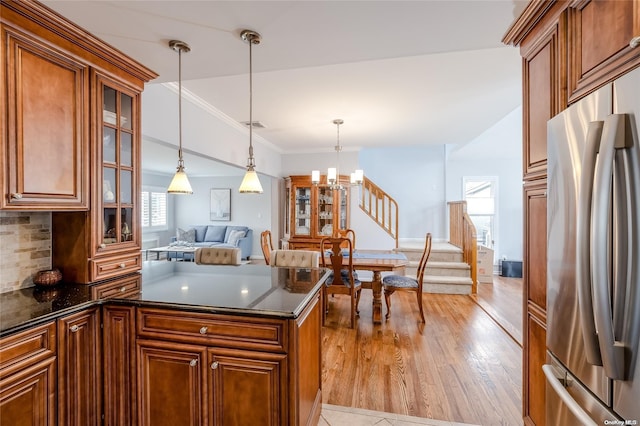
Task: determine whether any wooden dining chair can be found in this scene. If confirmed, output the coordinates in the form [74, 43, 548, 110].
[320, 237, 362, 328]
[334, 228, 356, 250]
[382, 233, 432, 322]
[260, 230, 274, 265]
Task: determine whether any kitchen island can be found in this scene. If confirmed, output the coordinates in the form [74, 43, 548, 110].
[0, 263, 329, 426]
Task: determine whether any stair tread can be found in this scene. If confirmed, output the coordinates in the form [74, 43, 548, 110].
[423, 275, 473, 284]
[425, 261, 470, 269]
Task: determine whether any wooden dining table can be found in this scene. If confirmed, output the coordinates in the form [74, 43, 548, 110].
[324, 250, 409, 324]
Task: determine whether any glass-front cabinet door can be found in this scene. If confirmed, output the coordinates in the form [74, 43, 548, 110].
[98, 77, 138, 250]
[317, 186, 334, 237]
[293, 185, 311, 236]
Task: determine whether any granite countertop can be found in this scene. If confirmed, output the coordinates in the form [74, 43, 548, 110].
[0, 263, 330, 337]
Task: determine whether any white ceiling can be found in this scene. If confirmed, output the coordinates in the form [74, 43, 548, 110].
[42, 0, 526, 175]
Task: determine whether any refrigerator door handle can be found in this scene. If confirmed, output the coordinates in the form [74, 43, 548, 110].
[591, 113, 629, 380]
[543, 364, 598, 426]
[577, 120, 604, 366]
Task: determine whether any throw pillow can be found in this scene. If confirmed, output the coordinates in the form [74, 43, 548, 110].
[226, 229, 246, 247]
[176, 227, 196, 243]
[204, 225, 227, 242]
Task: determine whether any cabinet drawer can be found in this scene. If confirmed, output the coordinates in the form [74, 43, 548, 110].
[91, 274, 141, 299]
[91, 252, 141, 281]
[0, 321, 56, 374]
[137, 308, 286, 352]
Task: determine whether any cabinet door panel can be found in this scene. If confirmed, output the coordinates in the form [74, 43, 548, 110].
[103, 305, 136, 426]
[57, 307, 101, 426]
[525, 182, 547, 310]
[525, 310, 547, 426]
[2, 29, 88, 209]
[568, 0, 640, 101]
[0, 357, 56, 426]
[209, 349, 286, 426]
[137, 340, 207, 426]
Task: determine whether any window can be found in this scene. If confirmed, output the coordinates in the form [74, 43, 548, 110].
[463, 176, 498, 253]
[141, 187, 167, 230]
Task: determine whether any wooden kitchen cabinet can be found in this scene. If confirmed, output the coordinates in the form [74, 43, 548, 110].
[102, 305, 137, 426]
[520, 6, 567, 181]
[567, 0, 640, 102]
[523, 180, 548, 425]
[57, 307, 102, 426]
[137, 339, 207, 426]
[0, 321, 57, 426]
[284, 175, 350, 250]
[0, 23, 89, 210]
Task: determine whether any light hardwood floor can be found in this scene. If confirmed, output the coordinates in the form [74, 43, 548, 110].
[322, 289, 523, 426]
[474, 275, 523, 346]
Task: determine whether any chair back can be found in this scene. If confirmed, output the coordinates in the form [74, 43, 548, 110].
[271, 250, 319, 268]
[260, 230, 274, 265]
[416, 233, 433, 289]
[320, 237, 356, 287]
[195, 247, 242, 265]
[334, 228, 356, 250]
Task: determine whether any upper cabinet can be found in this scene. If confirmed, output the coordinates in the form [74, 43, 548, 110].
[568, 0, 640, 102]
[284, 175, 350, 250]
[1, 24, 89, 209]
[1, 0, 157, 283]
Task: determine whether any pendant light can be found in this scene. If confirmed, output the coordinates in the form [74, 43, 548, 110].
[167, 40, 193, 194]
[312, 119, 363, 189]
[238, 30, 264, 194]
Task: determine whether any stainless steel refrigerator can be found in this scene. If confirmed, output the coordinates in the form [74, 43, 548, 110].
[546, 66, 640, 425]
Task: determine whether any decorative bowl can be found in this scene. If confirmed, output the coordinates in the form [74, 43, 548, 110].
[33, 269, 62, 287]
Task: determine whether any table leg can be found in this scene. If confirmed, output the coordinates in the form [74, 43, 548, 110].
[371, 271, 383, 324]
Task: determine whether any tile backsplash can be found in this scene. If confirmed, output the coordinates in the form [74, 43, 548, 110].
[0, 212, 52, 293]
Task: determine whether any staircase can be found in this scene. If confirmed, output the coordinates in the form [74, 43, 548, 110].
[396, 241, 473, 295]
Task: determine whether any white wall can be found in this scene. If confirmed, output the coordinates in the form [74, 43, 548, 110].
[171, 175, 278, 258]
[446, 106, 523, 261]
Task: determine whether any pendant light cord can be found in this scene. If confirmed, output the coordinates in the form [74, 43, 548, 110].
[178, 46, 184, 166]
[248, 37, 255, 167]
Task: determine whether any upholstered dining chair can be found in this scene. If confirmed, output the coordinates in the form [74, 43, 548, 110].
[382, 233, 432, 322]
[271, 250, 319, 268]
[260, 230, 274, 265]
[195, 247, 242, 265]
[320, 237, 362, 328]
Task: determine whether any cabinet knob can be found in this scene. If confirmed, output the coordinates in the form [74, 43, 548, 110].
[70, 325, 80, 333]
[120, 286, 126, 293]
[630, 36, 640, 49]
[99, 243, 107, 249]
[199, 326, 208, 335]
[10, 193, 22, 199]
[119, 263, 126, 269]
[189, 359, 198, 367]
[211, 361, 219, 370]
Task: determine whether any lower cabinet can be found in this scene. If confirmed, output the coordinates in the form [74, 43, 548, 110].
[136, 340, 287, 426]
[0, 322, 57, 426]
[57, 307, 102, 426]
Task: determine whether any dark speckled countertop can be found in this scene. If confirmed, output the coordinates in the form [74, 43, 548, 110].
[0, 262, 329, 337]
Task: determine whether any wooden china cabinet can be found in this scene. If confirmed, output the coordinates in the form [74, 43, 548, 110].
[504, 1, 640, 424]
[283, 175, 350, 250]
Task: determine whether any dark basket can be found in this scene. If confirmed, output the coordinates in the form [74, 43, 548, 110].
[33, 269, 62, 287]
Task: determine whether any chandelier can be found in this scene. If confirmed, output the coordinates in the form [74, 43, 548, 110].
[312, 119, 363, 189]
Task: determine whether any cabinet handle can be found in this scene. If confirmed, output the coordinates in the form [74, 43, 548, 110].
[99, 243, 107, 249]
[211, 361, 219, 370]
[189, 359, 198, 367]
[199, 326, 208, 335]
[70, 325, 80, 332]
[10, 193, 22, 199]
[119, 263, 126, 269]
[630, 36, 640, 49]
[120, 286, 126, 292]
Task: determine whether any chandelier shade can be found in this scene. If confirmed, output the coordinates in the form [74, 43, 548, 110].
[311, 119, 363, 188]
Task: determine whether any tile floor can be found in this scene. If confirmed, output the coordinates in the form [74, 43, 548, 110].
[319, 404, 479, 426]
